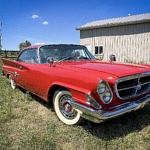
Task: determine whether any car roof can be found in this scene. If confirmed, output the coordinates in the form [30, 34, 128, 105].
[23, 45, 42, 50]
[23, 44, 84, 51]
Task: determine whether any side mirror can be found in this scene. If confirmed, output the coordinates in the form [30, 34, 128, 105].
[47, 57, 54, 67]
[109, 54, 116, 62]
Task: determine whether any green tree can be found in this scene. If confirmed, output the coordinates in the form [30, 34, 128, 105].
[19, 40, 31, 51]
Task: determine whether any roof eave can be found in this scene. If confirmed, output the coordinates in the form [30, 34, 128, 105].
[76, 19, 150, 31]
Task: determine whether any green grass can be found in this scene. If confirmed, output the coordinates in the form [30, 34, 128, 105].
[0, 51, 19, 59]
[0, 60, 150, 150]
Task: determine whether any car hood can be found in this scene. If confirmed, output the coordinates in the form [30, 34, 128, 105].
[58, 60, 150, 78]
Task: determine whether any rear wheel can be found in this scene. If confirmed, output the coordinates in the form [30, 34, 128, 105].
[53, 89, 83, 125]
[9, 75, 16, 89]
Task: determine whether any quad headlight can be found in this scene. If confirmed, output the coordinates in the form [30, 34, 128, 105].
[97, 82, 106, 93]
[97, 79, 113, 104]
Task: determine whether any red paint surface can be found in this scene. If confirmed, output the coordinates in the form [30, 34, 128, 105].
[1, 55, 150, 109]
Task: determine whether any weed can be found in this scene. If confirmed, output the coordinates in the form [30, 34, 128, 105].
[0, 60, 150, 150]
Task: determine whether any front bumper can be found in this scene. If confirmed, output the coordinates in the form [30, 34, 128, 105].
[70, 94, 150, 123]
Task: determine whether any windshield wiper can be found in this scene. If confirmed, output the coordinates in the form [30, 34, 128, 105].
[58, 56, 74, 62]
[58, 56, 90, 62]
[81, 56, 90, 60]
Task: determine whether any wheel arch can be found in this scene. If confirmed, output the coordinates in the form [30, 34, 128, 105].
[47, 82, 90, 104]
[47, 84, 69, 102]
[7, 73, 11, 78]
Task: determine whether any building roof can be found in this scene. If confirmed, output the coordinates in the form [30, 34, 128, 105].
[76, 13, 150, 30]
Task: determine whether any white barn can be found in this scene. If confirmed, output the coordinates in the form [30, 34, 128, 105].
[76, 13, 150, 64]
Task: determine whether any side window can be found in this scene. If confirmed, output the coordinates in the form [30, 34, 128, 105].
[18, 50, 27, 61]
[18, 49, 38, 63]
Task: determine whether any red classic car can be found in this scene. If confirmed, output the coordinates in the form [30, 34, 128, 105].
[1, 44, 150, 125]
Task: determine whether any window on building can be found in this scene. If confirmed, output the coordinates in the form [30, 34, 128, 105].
[95, 46, 103, 55]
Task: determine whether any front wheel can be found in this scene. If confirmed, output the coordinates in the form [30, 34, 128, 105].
[53, 89, 83, 125]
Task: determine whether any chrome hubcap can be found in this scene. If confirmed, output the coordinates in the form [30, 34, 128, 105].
[59, 95, 77, 119]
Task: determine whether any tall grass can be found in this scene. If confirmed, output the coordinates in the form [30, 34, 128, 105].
[0, 60, 150, 150]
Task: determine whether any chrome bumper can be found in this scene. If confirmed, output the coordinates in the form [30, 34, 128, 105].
[71, 94, 150, 123]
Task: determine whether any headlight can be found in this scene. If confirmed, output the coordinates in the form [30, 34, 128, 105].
[103, 92, 112, 103]
[97, 83, 106, 93]
[97, 79, 113, 104]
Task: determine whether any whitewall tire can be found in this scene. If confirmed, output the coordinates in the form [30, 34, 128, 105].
[53, 89, 83, 125]
[9, 75, 17, 89]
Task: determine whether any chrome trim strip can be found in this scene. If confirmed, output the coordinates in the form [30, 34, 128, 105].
[3, 69, 13, 74]
[14, 71, 19, 77]
[116, 72, 150, 83]
[118, 85, 137, 91]
[70, 94, 150, 123]
[2, 69, 19, 77]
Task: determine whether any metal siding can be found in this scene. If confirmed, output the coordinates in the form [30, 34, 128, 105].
[80, 23, 150, 64]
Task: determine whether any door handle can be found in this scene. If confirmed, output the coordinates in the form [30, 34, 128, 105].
[19, 66, 23, 70]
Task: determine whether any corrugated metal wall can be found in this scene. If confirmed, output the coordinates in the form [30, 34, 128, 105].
[80, 23, 150, 64]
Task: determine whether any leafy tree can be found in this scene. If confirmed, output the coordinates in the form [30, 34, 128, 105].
[19, 40, 31, 51]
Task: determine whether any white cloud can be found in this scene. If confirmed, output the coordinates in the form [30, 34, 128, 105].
[32, 14, 40, 19]
[42, 21, 49, 25]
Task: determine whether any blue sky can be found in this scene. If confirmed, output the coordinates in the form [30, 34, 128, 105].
[0, 0, 150, 50]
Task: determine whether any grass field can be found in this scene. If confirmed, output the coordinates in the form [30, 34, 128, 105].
[0, 60, 150, 150]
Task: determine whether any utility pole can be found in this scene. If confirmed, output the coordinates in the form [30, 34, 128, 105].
[0, 22, 2, 50]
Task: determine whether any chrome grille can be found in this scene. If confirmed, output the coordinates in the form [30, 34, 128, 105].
[115, 72, 150, 99]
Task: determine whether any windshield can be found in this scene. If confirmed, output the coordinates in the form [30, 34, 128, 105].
[39, 45, 95, 64]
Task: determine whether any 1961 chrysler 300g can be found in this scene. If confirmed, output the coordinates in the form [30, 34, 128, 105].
[1, 44, 150, 125]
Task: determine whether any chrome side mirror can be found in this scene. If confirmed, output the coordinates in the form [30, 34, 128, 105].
[47, 57, 54, 67]
[109, 54, 116, 62]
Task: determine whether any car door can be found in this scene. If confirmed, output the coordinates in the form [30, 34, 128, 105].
[15, 48, 40, 93]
